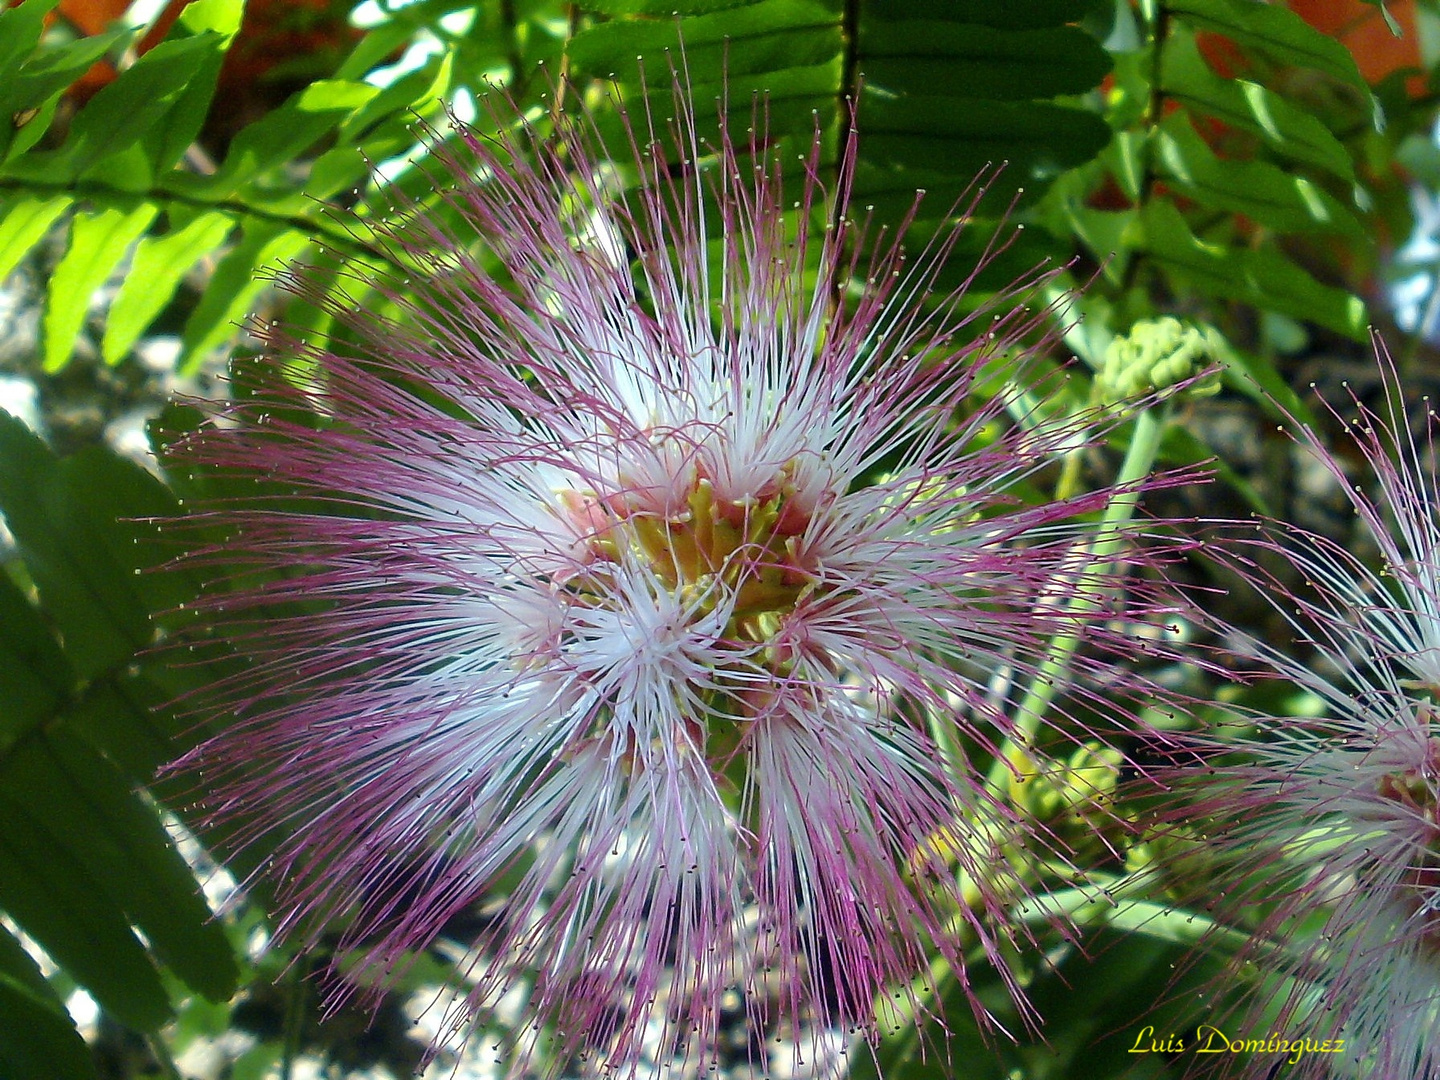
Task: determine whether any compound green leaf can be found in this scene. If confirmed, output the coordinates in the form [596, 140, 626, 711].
[0, 22, 122, 164]
[22, 33, 220, 182]
[43, 203, 159, 371]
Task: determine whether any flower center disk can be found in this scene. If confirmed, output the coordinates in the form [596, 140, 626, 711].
[567, 470, 817, 650]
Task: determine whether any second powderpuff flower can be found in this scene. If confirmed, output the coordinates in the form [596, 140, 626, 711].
[1171, 354, 1440, 1079]
[165, 81, 1186, 1071]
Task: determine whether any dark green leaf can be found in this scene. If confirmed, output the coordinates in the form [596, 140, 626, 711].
[0, 737, 238, 1002]
[859, 23, 1111, 102]
[0, 413, 154, 678]
[863, 0, 1089, 28]
[0, 971, 97, 1080]
[858, 96, 1112, 193]
[63, 671, 177, 779]
[60, 444, 198, 610]
[0, 571, 71, 755]
[0, 791, 170, 1032]
[0, 920, 51, 1013]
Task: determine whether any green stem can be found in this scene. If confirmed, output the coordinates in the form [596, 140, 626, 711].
[146, 1033, 185, 1080]
[1118, 1, 1170, 298]
[0, 175, 399, 272]
[279, 964, 308, 1080]
[983, 404, 1170, 799]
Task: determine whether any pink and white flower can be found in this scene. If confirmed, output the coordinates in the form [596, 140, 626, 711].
[166, 83, 1183, 1071]
[1172, 354, 1440, 1078]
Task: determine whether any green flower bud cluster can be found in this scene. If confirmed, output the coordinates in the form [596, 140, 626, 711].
[1125, 825, 1221, 907]
[1096, 316, 1225, 405]
[1010, 741, 1124, 822]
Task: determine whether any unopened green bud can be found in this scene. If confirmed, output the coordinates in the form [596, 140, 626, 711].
[1054, 742, 1123, 812]
[1010, 742, 1122, 820]
[1097, 317, 1224, 404]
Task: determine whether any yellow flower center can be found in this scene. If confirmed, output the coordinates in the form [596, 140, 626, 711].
[565, 468, 819, 649]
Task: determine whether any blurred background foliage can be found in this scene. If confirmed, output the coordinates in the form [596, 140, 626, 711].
[2, 0, 1439, 1077]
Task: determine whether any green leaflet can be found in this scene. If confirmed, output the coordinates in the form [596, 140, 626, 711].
[0, 737, 239, 1003]
[580, 0, 769, 13]
[0, 415, 154, 677]
[103, 211, 235, 364]
[0, 966, 97, 1080]
[0, 16, 125, 165]
[1152, 113, 1361, 237]
[180, 222, 312, 368]
[1168, 0, 1372, 97]
[863, 0, 1090, 29]
[0, 194, 70, 282]
[568, 0, 842, 82]
[0, 570, 72, 756]
[43, 203, 159, 371]
[1132, 201, 1368, 340]
[0, 790, 171, 1032]
[860, 22, 1112, 102]
[193, 79, 381, 199]
[858, 96, 1112, 192]
[1160, 28, 1354, 183]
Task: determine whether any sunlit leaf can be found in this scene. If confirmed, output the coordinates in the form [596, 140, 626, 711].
[103, 211, 234, 364]
[0, 194, 69, 281]
[43, 203, 159, 371]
